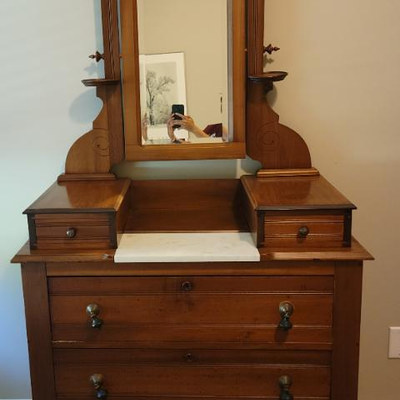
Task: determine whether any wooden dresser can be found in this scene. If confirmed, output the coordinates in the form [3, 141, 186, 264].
[13, 177, 372, 400]
[12, 1, 372, 398]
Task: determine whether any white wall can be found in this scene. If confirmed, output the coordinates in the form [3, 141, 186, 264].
[0, 0, 399, 399]
[0, 0, 104, 398]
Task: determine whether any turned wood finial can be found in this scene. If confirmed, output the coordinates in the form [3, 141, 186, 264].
[89, 51, 104, 63]
[264, 44, 280, 55]
[246, 0, 316, 175]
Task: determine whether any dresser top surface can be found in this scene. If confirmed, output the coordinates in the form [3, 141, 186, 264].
[24, 179, 131, 214]
[241, 175, 356, 211]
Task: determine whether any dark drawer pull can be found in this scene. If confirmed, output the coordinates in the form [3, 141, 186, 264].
[181, 281, 193, 291]
[279, 375, 293, 400]
[184, 353, 195, 363]
[298, 226, 310, 238]
[90, 374, 108, 399]
[278, 301, 294, 331]
[66, 228, 77, 238]
[86, 304, 104, 329]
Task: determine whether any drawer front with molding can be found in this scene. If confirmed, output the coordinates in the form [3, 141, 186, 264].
[53, 348, 331, 399]
[264, 212, 349, 248]
[49, 276, 333, 348]
[29, 213, 116, 250]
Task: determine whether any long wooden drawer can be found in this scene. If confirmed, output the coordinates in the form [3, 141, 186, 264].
[49, 276, 333, 348]
[264, 212, 349, 248]
[53, 349, 331, 399]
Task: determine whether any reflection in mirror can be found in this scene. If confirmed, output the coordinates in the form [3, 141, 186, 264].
[137, 0, 229, 145]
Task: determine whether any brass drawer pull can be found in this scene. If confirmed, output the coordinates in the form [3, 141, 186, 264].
[86, 304, 104, 329]
[184, 353, 195, 363]
[66, 228, 77, 239]
[298, 226, 310, 238]
[90, 374, 108, 399]
[181, 281, 193, 291]
[278, 301, 294, 331]
[279, 375, 293, 400]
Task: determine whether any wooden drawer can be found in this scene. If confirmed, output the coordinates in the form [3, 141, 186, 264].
[24, 179, 131, 250]
[263, 211, 350, 248]
[49, 276, 333, 348]
[53, 348, 331, 399]
[29, 213, 116, 250]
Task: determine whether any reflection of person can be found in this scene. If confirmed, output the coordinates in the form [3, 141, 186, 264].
[167, 113, 228, 143]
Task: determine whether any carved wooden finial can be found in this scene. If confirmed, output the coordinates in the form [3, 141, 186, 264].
[246, 0, 317, 176]
[264, 43, 280, 55]
[89, 51, 104, 63]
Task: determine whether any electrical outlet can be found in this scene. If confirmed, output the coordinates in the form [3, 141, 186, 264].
[388, 327, 400, 358]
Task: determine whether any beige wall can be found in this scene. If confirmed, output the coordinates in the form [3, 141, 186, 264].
[264, 1, 400, 399]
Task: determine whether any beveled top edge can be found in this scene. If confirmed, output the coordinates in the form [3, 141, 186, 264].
[11, 236, 373, 264]
[255, 204, 357, 211]
[241, 174, 357, 211]
[23, 178, 131, 215]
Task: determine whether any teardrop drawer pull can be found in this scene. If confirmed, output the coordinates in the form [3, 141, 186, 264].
[181, 281, 193, 291]
[90, 374, 108, 399]
[278, 301, 294, 331]
[184, 353, 195, 363]
[278, 375, 293, 400]
[86, 303, 104, 329]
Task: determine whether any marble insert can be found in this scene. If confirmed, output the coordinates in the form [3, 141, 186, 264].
[115, 232, 260, 263]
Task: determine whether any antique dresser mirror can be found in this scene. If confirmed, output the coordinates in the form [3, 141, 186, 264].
[121, 0, 246, 161]
[63, 0, 314, 176]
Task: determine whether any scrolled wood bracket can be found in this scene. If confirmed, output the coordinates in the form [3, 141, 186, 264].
[246, 0, 319, 177]
[58, 80, 120, 182]
[58, 0, 124, 182]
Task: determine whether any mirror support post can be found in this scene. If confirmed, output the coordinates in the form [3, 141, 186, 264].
[246, 0, 318, 177]
[59, 0, 124, 182]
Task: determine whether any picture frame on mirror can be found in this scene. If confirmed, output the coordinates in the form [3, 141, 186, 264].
[139, 52, 188, 144]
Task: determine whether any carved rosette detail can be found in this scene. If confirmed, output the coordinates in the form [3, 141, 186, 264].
[91, 135, 110, 157]
[257, 123, 280, 152]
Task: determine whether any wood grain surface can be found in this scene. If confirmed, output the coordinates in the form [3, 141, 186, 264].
[241, 175, 356, 211]
[21, 263, 56, 400]
[53, 349, 331, 398]
[24, 179, 131, 214]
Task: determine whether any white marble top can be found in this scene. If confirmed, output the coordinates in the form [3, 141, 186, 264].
[115, 232, 260, 263]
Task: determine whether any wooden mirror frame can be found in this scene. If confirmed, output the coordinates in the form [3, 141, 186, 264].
[59, 0, 315, 182]
[120, 0, 246, 161]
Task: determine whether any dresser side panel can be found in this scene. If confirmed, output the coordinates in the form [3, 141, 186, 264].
[21, 263, 55, 400]
[331, 261, 363, 400]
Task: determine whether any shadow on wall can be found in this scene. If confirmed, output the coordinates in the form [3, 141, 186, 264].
[69, 90, 103, 124]
[67, 0, 105, 124]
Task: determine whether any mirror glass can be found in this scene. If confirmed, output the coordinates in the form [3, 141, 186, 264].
[137, 0, 230, 145]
